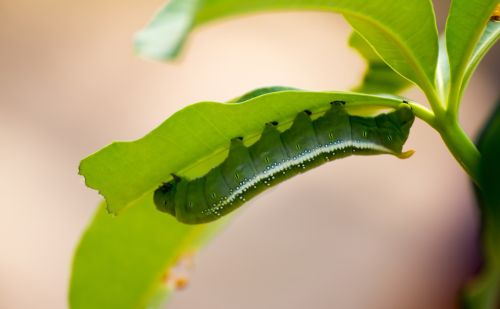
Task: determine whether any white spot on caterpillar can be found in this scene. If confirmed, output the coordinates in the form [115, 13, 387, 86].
[205, 140, 393, 213]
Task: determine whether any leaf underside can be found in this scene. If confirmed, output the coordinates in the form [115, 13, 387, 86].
[348, 32, 412, 94]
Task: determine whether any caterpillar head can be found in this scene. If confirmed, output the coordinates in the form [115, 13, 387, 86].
[154, 176, 180, 216]
[390, 103, 414, 132]
[375, 104, 415, 152]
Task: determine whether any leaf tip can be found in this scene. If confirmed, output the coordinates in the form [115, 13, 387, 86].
[132, 35, 182, 62]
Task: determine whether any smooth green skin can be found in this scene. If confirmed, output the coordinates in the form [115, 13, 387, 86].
[154, 104, 414, 224]
[79, 91, 413, 215]
[135, 0, 439, 93]
[445, 0, 499, 115]
[349, 32, 412, 94]
[69, 196, 223, 309]
[462, 102, 500, 309]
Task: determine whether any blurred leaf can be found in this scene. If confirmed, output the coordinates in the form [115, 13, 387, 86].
[135, 0, 438, 91]
[349, 32, 412, 94]
[445, 0, 499, 101]
[79, 91, 409, 214]
[69, 196, 223, 309]
[134, 0, 202, 60]
[463, 101, 500, 309]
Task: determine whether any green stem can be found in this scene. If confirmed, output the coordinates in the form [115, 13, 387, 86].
[408, 102, 436, 129]
[436, 118, 481, 186]
[419, 76, 481, 186]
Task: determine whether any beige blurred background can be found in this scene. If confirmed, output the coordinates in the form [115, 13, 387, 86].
[1, 0, 499, 308]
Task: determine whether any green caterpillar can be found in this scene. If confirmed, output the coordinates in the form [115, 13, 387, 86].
[154, 101, 414, 224]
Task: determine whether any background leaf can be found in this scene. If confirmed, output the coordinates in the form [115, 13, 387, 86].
[445, 0, 499, 103]
[135, 0, 438, 91]
[349, 32, 412, 94]
[134, 0, 202, 60]
[462, 101, 500, 309]
[79, 91, 409, 214]
[69, 196, 223, 309]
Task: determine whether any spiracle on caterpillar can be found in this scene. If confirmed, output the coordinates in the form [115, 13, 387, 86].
[154, 101, 414, 224]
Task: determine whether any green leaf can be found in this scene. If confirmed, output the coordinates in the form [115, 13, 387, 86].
[445, 0, 499, 106]
[461, 21, 500, 98]
[135, 0, 438, 91]
[228, 86, 299, 103]
[349, 32, 412, 94]
[79, 91, 410, 214]
[69, 196, 223, 309]
[462, 101, 500, 309]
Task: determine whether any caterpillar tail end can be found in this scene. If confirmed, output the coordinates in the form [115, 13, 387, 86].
[396, 149, 415, 159]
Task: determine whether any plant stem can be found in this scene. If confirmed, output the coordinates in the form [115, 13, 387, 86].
[409, 102, 436, 129]
[419, 77, 482, 186]
[436, 118, 481, 186]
